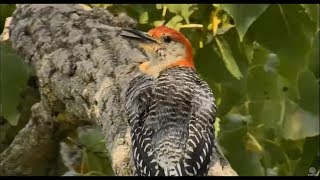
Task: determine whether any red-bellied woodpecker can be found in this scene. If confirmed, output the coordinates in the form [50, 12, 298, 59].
[121, 26, 228, 176]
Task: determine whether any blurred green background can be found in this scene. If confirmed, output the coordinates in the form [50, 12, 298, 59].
[0, 4, 319, 176]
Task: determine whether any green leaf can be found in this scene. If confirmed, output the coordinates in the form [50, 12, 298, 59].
[246, 4, 318, 85]
[84, 150, 112, 175]
[301, 4, 319, 27]
[246, 65, 319, 140]
[0, 42, 29, 126]
[246, 65, 288, 129]
[89, 4, 112, 9]
[216, 23, 234, 36]
[297, 71, 319, 114]
[250, 42, 273, 66]
[308, 31, 319, 81]
[153, 20, 165, 27]
[223, 113, 250, 132]
[220, 4, 269, 41]
[261, 140, 288, 171]
[217, 78, 246, 116]
[139, 12, 149, 24]
[248, 101, 282, 129]
[280, 139, 305, 160]
[195, 43, 238, 115]
[77, 126, 114, 175]
[195, 42, 233, 83]
[294, 136, 319, 175]
[195, 28, 247, 115]
[247, 65, 282, 102]
[215, 35, 243, 79]
[214, 117, 220, 137]
[220, 127, 264, 175]
[245, 132, 263, 153]
[78, 126, 105, 152]
[282, 100, 319, 140]
[165, 15, 183, 29]
[106, 4, 160, 31]
[164, 4, 196, 24]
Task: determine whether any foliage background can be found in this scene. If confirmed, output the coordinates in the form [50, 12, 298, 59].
[0, 4, 319, 176]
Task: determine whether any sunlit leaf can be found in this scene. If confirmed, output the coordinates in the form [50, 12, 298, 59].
[139, 12, 149, 24]
[245, 132, 263, 153]
[282, 100, 319, 140]
[164, 4, 195, 24]
[215, 36, 242, 79]
[214, 117, 221, 137]
[216, 23, 234, 36]
[165, 15, 183, 29]
[153, 20, 165, 27]
[211, 9, 221, 36]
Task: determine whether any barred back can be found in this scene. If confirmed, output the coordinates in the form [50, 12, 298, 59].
[125, 67, 217, 176]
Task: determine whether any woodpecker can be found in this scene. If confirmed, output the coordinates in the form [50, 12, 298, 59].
[121, 26, 223, 176]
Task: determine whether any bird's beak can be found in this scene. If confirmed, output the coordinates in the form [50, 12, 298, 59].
[120, 29, 158, 44]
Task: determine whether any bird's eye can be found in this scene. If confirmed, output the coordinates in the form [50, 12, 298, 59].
[162, 36, 172, 43]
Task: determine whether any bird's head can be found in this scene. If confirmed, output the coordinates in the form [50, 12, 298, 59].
[120, 26, 194, 77]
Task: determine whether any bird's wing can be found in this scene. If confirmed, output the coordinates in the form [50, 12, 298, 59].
[125, 74, 219, 176]
[125, 74, 164, 176]
[125, 74, 154, 125]
[179, 80, 217, 176]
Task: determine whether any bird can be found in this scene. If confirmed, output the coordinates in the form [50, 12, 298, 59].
[120, 26, 226, 176]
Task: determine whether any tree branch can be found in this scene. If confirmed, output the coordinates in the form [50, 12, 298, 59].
[1, 101, 58, 175]
[1, 4, 237, 176]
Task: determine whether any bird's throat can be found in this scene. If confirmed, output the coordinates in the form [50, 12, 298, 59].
[139, 61, 161, 78]
[139, 58, 194, 78]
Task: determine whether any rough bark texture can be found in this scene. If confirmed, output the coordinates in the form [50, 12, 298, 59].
[0, 4, 237, 176]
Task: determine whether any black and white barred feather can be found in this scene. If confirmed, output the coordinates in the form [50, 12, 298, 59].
[125, 67, 217, 176]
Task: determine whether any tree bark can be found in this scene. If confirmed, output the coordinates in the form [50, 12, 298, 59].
[0, 4, 237, 176]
